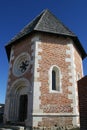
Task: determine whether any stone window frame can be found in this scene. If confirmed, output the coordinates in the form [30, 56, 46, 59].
[12, 52, 30, 77]
[49, 65, 62, 93]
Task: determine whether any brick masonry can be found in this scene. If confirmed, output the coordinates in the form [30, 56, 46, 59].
[4, 32, 83, 128]
[78, 76, 87, 130]
[33, 33, 82, 127]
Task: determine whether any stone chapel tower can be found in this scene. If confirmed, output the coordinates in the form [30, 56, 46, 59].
[4, 9, 86, 128]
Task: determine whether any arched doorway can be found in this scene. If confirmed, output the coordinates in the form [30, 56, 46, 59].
[18, 94, 28, 122]
[8, 78, 31, 124]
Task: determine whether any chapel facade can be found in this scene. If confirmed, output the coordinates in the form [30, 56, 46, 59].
[4, 9, 86, 128]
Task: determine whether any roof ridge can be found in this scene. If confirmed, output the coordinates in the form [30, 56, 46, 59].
[34, 9, 48, 30]
[19, 9, 46, 30]
[10, 10, 46, 43]
[34, 9, 76, 36]
[47, 10, 76, 36]
[57, 19, 76, 36]
[5, 9, 86, 61]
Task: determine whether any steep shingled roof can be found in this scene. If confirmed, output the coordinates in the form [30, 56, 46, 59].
[5, 9, 86, 60]
[8, 9, 76, 44]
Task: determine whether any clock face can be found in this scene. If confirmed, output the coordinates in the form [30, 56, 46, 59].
[13, 53, 30, 77]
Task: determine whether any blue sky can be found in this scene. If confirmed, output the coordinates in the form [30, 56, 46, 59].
[0, 0, 87, 103]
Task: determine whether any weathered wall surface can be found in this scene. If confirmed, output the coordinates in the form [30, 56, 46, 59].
[4, 33, 83, 128]
[78, 76, 87, 130]
[32, 33, 83, 127]
[4, 34, 34, 125]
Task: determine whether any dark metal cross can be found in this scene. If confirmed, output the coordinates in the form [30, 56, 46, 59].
[19, 60, 29, 73]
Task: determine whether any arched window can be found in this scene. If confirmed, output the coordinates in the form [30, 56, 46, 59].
[49, 65, 62, 92]
[52, 70, 56, 90]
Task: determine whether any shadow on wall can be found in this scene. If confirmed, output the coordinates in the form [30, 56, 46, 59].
[0, 104, 4, 123]
[78, 76, 87, 130]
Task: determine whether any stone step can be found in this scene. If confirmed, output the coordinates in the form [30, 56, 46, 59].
[0, 125, 25, 130]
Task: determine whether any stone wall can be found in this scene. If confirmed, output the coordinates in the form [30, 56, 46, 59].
[32, 33, 82, 127]
[4, 34, 34, 124]
[4, 32, 83, 128]
[78, 76, 87, 130]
